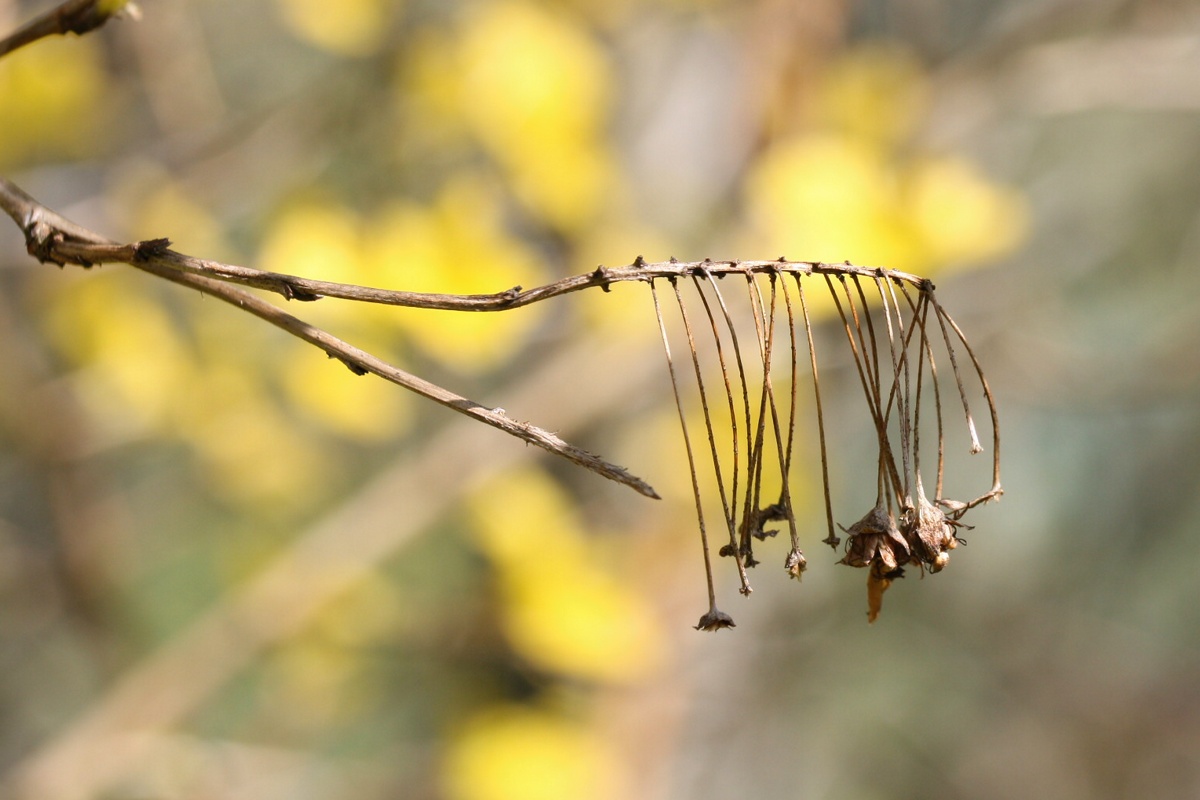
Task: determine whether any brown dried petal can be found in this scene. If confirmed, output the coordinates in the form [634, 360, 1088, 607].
[866, 562, 905, 623]
[839, 532, 878, 568]
[838, 505, 909, 569]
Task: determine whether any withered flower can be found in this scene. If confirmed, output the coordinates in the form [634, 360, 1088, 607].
[838, 504, 911, 621]
[903, 492, 959, 573]
[646, 267, 1000, 629]
[838, 504, 910, 571]
[695, 608, 736, 631]
[785, 547, 807, 580]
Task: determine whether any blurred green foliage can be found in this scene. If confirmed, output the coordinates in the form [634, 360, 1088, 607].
[2, 1, 1198, 799]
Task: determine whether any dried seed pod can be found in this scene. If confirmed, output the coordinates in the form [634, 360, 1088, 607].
[904, 493, 959, 573]
[839, 504, 910, 571]
[785, 547, 807, 580]
[694, 609, 736, 631]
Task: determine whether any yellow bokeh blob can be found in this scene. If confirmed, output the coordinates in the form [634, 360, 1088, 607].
[311, 570, 407, 646]
[365, 175, 547, 371]
[907, 156, 1029, 269]
[97, 0, 134, 14]
[443, 706, 621, 800]
[110, 163, 232, 258]
[456, 1, 615, 230]
[744, 43, 1027, 276]
[259, 201, 363, 285]
[279, 345, 411, 440]
[41, 272, 196, 434]
[469, 470, 663, 683]
[260, 636, 363, 733]
[257, 200, 393, 346]
[177, 364, 327, 509]
[273, 0, 395, 57]
[746, 134, 912, 269]
[0, 37, 110, 168]
[813, 44, 929, 147]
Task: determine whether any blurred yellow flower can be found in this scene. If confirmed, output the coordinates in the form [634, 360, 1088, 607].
[96, 0, 132, 14]
[261, 635, 363, 732]
[110, 164, 232, 258]
[813, 44, 928, 147]
[469, 470, 664, 683]
[907, 156, 1028, 269]
[279, 345, 411, 440]
[41, 272, 195, 434]
[178, 365, 327, 509]
[312, 570, 407, 646]
[746, 134, 912, 268]
[273, 0, 396, 57]
[457, 1, 615, 231]
[0, 37, 110, 168]
[744, 44, 1027, 275]
[365, 175, 547, 371]
[443, 705, 621, 800]
[260, 201, 364, 286]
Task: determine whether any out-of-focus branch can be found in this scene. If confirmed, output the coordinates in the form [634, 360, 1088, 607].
[0, 0, 138, 59]
[2, 326, 665, 800]
[0, 177, 660, 499]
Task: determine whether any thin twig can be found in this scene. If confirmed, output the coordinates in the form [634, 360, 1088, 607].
[0, 180, 932, 308]
[696, 269, 759, 572]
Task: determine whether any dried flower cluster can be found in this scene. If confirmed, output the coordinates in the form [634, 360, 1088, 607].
[649, 262, 1001, 629]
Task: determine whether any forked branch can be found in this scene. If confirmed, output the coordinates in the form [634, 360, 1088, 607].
[0, 177, 659, 499]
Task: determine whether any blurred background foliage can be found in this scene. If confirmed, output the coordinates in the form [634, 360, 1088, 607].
[1, 0, 1198, 798]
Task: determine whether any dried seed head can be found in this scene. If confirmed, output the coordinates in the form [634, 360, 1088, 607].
[903, 494, 959, 573]
[785, 547, 807, 580]
[838, 505, 909, 571]
[695, 608, 736, 631]
[648, 267, 999, 629]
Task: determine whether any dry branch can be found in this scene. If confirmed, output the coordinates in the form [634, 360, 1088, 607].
[0, 177, 658, 499]
[0, 2, 1004, 630]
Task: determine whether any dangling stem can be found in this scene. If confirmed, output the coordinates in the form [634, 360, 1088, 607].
[671, 277, 750, 593]
[651, 281, 719, 615]
[794, 275, 839, 549]
[825, 275, 904, 504]
[690, 272, 747, 578]
[928, 291, 1003, 505]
